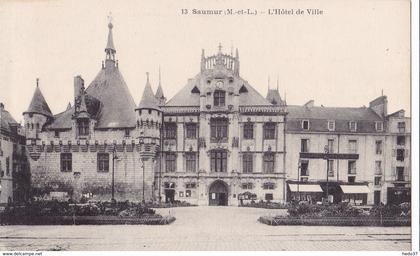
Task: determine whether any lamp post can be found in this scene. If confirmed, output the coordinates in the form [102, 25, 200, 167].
[141, 157, 145, 203]
[297, 163, 301, 201]
[111, 146, 118, 202]
[323, 145, 329, 204]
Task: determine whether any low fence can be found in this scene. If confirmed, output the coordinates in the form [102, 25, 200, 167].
[0, 215, 176, 225]
[258, 216, 410, 227]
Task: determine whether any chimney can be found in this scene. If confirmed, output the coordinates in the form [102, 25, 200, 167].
[0, 102, 4, 110]
[74, 76, 84, 100]
[369, 95, 388, 118]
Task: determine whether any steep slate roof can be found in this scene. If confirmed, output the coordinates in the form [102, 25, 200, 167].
[48, 94, 102, 129]
[286, 105, 383, 133]
[266, 89, 283, 105]
[137, 75, 160, 110]
[164, 74, 272, 107]
[85, 65, 137, 128]
[23, 86, 53, 117]
[1, 105, 19, 134]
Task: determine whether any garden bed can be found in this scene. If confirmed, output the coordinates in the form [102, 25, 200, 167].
[0, 200, 176, 225]
[239, 201, 288, 209]
[258, 216, 410, 226]
[258, 202, 411, 226]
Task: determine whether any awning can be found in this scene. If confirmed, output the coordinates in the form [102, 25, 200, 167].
[340, 185, 370, 194]
[289, 184, 323, 192]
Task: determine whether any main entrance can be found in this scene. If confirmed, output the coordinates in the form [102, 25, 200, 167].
[209, 180, 228, 206]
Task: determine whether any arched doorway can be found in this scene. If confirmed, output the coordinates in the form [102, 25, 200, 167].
[208, 180, 228, 206]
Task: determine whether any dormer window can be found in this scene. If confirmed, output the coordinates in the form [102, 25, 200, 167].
[213, 90, 226, 107]
[302, 120, 310, 130]
[375, 121, 384, 132]
[77, 119, 89, 136]
[327, 120, 335, 131]
[349, 121, 357, 132]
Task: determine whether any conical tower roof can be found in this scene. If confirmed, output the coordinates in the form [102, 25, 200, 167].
[23, 81, 53, 117]
[137, 73, 160, 111]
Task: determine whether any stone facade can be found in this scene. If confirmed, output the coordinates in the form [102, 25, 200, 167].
[19, 22, 411, 206]
[0, 103, 29, 204]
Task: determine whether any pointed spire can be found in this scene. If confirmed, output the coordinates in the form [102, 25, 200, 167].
[267, 76, 271, 90]
[137, 72, 160, 111]
[218, 43, 222, 54]
[23, 79, 53, 117]
[276, 75, 279, 91]
[155, 66, 166, 105]
[234, 48, 240, 75]
[104, 13, 116, 66]
[66, 102, 72, 111]
[201, 49, 206, 72]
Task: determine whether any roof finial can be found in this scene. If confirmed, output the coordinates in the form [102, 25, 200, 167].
[230, 41, 234, 56]
[36, 78, 39, 88]
[381, 89, 384, 96]
[276, 75, 279, 91]
[146, 72, 150, 83]
[218, 43, 222, 54]
[267, 76, 271, 90]
[107, 12, 113, 26]
[158, 66, 161, 85]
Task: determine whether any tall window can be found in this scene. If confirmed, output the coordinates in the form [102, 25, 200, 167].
[348, 160, 356, 175]
[185, 153, 196, 172]
[210, 151, 227, 172]
[185, 124, 197, 139]
[397, 136, 405, 146]
[302, 120, 310, 130]
[327, 160, 334, 177]
[243, 123, 254, 139]
[242, 153, 253, 173]
[397, 122, 406, 133]
[300, 160, 309, 176]
[301, 139, 309, 153]
[263, 153, 275, 173]
[263, 123, 276, 139]
[210, 118, 228, 140]
[375, 140, 383, 154]
[77, 119, 89, 136]
[5, 157, 10, 176]
[97, 153, 109, 172]
[375, 161, 382, 175]
[165, 153, 176, 172]
[375, 121, 384, 132]
[60, 153, 72, 172]
[213, 90, 226, 106]
[327, 120, 335, 131]
[374, 177, 381, 186]
[348, 140, 357, 153]
[164, 123, 177, 139]
[396, 167, 404, 181]
[327, 139, 334, 153]
[396, 149, 405, 161]
[349, 121, 357, 132]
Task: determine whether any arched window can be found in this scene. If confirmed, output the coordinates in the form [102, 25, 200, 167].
[263, 153, 275, 173]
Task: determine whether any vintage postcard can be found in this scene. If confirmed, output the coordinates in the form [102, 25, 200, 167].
[0, 0, 417, 254]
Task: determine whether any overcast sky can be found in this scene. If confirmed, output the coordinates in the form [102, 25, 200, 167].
[0, 0, 410, 122]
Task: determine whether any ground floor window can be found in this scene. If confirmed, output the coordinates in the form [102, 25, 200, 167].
[60, 153, 72, 172]
[265, 193, 273, 201]
[97, 153, 109, 172]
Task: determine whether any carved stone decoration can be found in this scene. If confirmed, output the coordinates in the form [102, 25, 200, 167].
[232, 137, 239, 148]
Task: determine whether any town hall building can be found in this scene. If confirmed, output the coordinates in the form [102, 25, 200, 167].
[20, 21, 410, 206]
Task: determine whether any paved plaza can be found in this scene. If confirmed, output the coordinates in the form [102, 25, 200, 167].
[0, 206, 411, 251]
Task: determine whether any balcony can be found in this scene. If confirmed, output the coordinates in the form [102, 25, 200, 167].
[210, 137, 228, 144]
